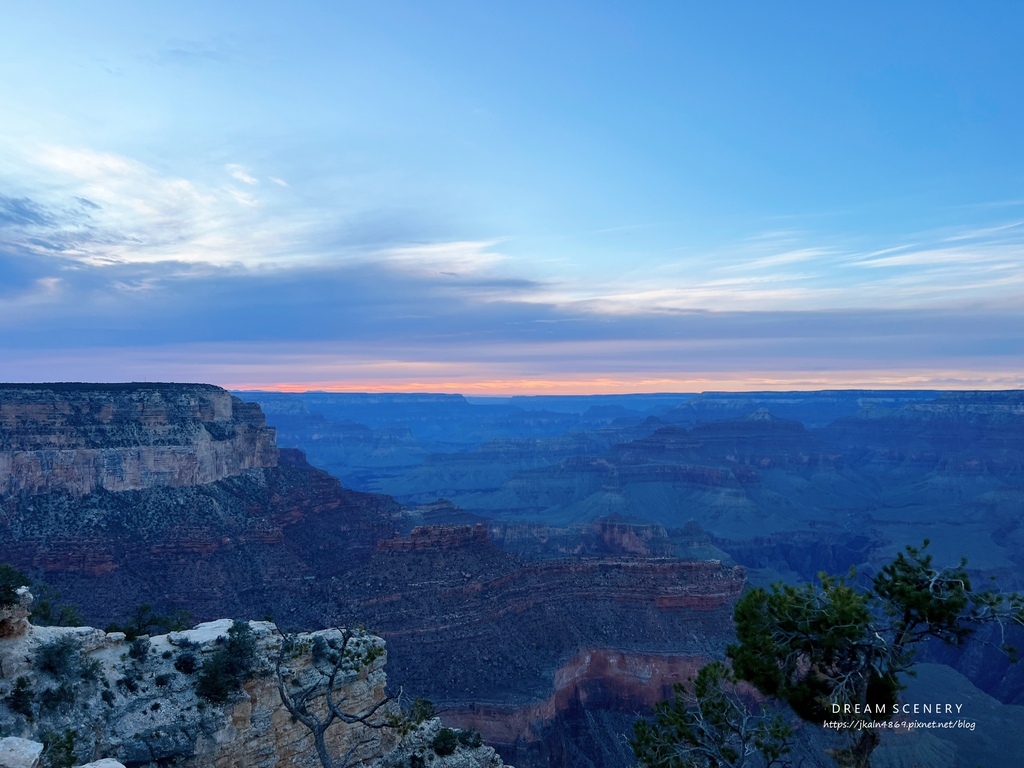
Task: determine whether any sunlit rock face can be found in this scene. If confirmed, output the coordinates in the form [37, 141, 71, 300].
[0, 383, 277, 495]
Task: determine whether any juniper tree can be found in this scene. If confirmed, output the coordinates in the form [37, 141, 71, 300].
[0, 563, 29, 608]
[634, 541, 1024, 768]
[276, 628, 396, 768]
[632, 661, 792, 768]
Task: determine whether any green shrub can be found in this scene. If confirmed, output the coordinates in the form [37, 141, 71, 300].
[29, 584, 83, 627]
[409, 697, 436, 723]
[389, 696, 437, 735]
[117, 675, 139, 694]
[196, 621, 257, 703]
[0, 563, 28, 608]
[431, 727, 458, 756]
[38, 684, 76, 713]
[175, 651, 200, 674]
[35, 636, 83, 679]
[79, 657, 102, 682]
[457, 729, 482, 749]
[106, 604, 192, 641]
[129, 636, 151, 660]
[40, 729, 76, 768]
[7, 676, 34, 719]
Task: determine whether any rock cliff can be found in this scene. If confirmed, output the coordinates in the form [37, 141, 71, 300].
[0, 590, 389, 767]
[0, 591, 507, 768]
[0, 384, 277, 495]
[0, 445, 403, 626]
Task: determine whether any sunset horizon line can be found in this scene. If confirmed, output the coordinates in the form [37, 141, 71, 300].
[225, 376, 1023, 398]
[5, 373, 1021, 398]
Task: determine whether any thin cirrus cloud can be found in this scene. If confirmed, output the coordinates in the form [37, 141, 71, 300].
[1, 143, 1022, 391]
[8, 144, 1024, 306]
[226, 164, 260, 186]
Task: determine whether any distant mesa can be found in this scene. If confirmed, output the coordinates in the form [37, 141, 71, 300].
[0, 383, 277, 495]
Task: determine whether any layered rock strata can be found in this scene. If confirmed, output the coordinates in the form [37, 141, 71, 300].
[0, 384, 277, 495]
[0, 441, 402, 626]
[316, 527, 744, 766]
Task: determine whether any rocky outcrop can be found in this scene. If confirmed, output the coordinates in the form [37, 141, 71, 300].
[0, 606, 511, 768]
[379, 524, 490, 551]
[0, 589, 32, 640]
[487, 518, 677, 559]
[0, 384, 277, 495]
[0, 614, 388, 767]
[376, 719, 506, 768]
[0, 739, 128, 768]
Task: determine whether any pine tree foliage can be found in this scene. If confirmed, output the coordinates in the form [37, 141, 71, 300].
[632, 662, 791, 768]
[635, 541, 1024, 768]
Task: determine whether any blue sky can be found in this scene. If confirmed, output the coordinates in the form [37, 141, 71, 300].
[1, 2, 1022, 392]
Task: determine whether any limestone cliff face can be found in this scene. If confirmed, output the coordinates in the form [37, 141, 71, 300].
[0, 384, 277, 496]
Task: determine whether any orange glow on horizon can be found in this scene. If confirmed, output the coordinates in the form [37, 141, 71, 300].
[226, 370, 1024, 396]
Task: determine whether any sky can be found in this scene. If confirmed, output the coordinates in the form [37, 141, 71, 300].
[1, 2, 1022, 394]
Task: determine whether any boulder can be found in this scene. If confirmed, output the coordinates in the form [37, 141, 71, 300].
[0, 737, 44, 768]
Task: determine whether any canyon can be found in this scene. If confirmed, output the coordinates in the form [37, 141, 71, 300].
[246, 389, 1024, 588]
[0, 384, 745, 768]
[239, 387, 1024, 766]
[3, 384, 1023, 766]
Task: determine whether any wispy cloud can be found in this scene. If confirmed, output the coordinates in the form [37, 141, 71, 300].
[941, 220, 1024, 243]
[2, 142, 1022, 392]
[560, 224, 1024, 315]
[226, 164, 259, 186]
[8, 143, 1023, 316]
[376, 241, 506, 276]
[3, 145, 513, 283]
[852, 245, 1020, 269]
[5, 145, 315, 268]
[153, 40, 230, 68]
[739, 247, 831, 270]
[0, 194, 54, 227]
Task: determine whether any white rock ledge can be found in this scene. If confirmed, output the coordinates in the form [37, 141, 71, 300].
[0, 737, 44, 768]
